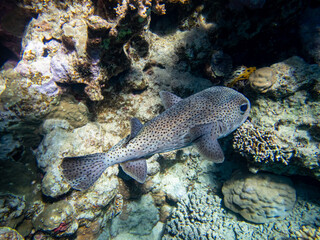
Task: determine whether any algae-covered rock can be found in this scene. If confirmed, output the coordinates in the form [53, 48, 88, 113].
[33, 200, 78, 236]
[267, 56, 320, 98]
[0, 194, 26, 227]
[0, 227, 24, 240]
[36, 119, 120, 197]
[222, 172, 296, 223]
[46, 96, 89, 128]
[62, 18, 88, 57]
[110, 194, 159, 237]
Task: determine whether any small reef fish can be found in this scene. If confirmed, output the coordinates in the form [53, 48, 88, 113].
[61, 86, 250, 190]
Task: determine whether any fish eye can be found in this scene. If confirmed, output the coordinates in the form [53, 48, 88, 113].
[240, 103, 248, 114]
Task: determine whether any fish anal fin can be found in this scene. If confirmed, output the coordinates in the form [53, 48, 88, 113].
[159, 91, 182, 109]
[120, 159, 147, 183]
[193, 134, 224, 163]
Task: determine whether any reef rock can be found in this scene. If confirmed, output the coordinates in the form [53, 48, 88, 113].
[110, 194, 160, 238]
[37, 119, 119, 198]
[0, 194, 26, 227]
[210, 50, 233, 79]
[222, 172, 296, 223]
[62, 18, 88, 57]
[32, 200, 78, 236]
[235, 56, 320, 181]
[0, 227, 24, 240]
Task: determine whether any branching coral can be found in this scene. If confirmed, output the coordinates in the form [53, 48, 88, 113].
[233, 120, 295, 165]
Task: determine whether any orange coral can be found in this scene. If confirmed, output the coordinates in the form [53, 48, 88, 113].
[227, 66, 256, 88]
[154, 0, 166, 15]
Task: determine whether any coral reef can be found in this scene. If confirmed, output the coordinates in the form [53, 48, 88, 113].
[32, 200, 77, 236]
[163, 179, 320, 240]
[222, 171, 296, 223]
[165, 191, 223, 239]
[237, 57, 320, 180]
[1, 0, 320, 239]
[0, 194, 26, 227]
[46, 96, 89, 128]
[265, 56, 320, 98]
[36, 119, 119, 197]
[248, 67, 276, 93]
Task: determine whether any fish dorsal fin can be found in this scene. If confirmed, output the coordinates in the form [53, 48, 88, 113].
[120, 159, 147, 183]
[130, 117, 143, 139]
[123, 118, 143, 147]
[159, 91, 182, 109]
[190, 124, 225, 163]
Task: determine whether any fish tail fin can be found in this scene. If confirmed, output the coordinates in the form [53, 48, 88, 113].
[61, 153, 108, 190]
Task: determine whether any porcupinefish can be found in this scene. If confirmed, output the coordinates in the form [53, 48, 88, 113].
[61, 86, 250, 190]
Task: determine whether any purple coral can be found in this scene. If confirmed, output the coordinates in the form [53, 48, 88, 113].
[50, 53, 71, 82]
[34, 80, 60, 97]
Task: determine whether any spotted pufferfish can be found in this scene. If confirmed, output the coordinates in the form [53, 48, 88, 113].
[61, 86, 250, 190]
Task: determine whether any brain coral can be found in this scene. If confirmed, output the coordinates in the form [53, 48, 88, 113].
[222, 171, 296, 223]
[248, 67, 276, 93]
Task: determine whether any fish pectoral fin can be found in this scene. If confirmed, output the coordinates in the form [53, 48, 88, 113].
[120, 159, 147, 183]
[194, 134, 224, 163]
[159, 91, 182, 109]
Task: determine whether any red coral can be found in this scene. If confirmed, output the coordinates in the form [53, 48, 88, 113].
[53, 222, 69, 234]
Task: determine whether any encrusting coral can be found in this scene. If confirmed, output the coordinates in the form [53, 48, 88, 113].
[248, 67, 276, 93]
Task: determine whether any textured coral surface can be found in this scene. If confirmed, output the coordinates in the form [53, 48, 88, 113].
[222, 172, 296, 223]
